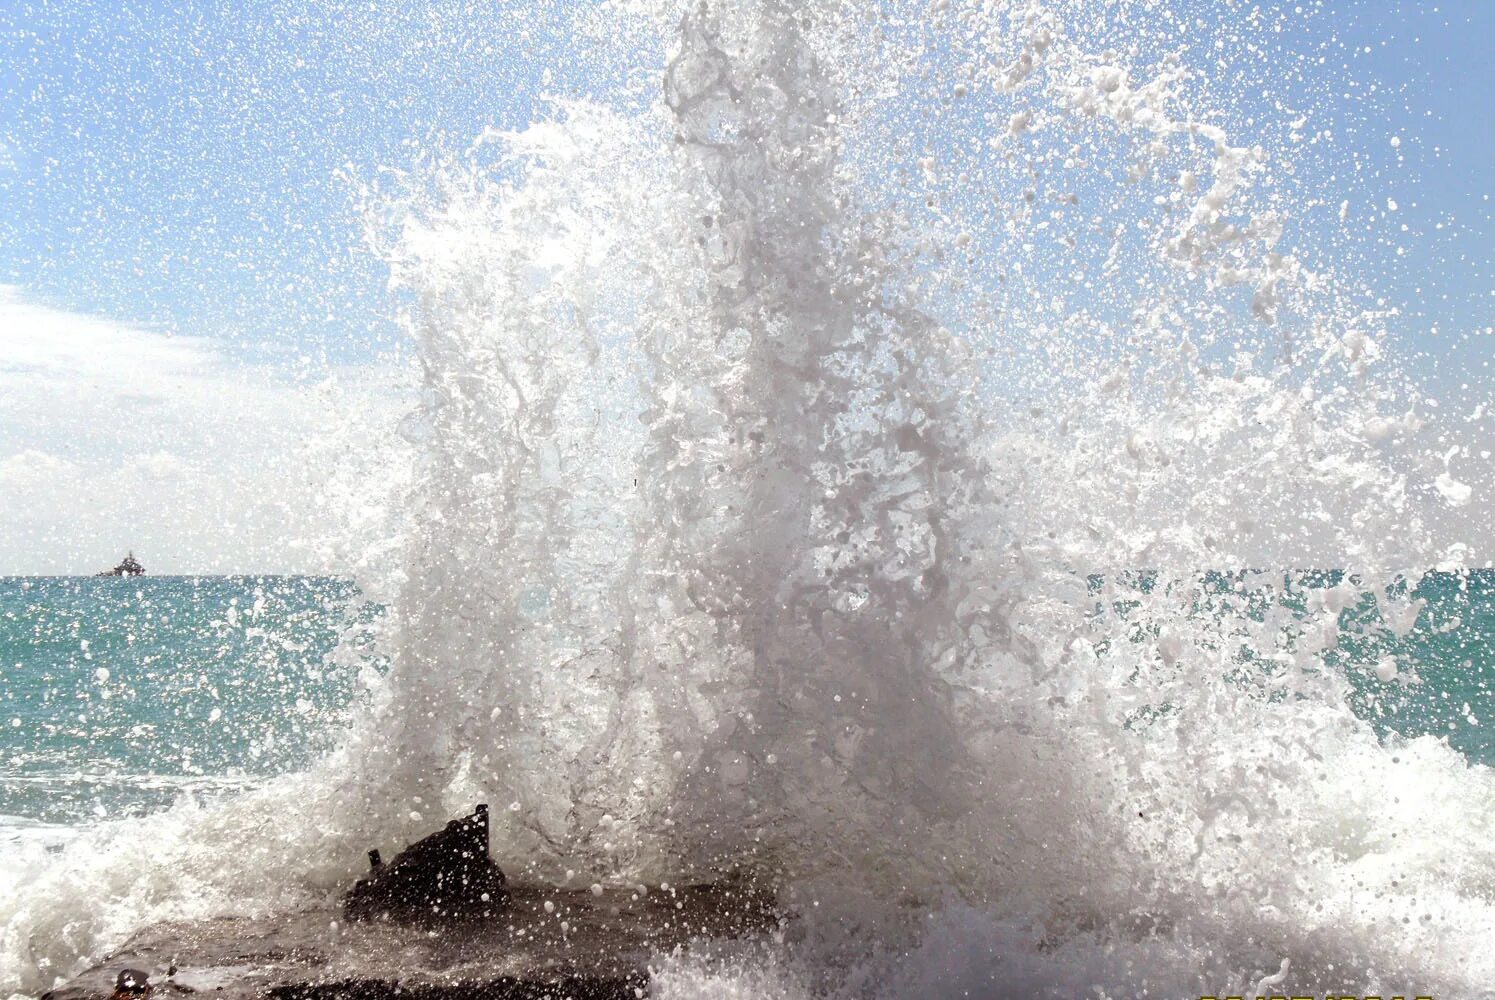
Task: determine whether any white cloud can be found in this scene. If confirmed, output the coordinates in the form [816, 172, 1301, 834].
[0, 287, 409, 575]
[0, 286, 216, 385]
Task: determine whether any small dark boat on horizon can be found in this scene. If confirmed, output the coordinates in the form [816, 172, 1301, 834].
[97, 552, 145, 577]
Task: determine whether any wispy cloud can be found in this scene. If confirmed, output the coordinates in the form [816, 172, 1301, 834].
[0, 287, 408, 574]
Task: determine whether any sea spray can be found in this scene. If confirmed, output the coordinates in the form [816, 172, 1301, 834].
[350, 1, 1495, 991]
[622, 0, 1003, 873]
[2, 2, 1492, 998]
[353, 2, 1021, 882]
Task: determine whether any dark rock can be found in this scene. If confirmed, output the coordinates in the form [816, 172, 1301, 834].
[111, 969, 151, 998]
[269, 975, 644, 1000]
[343, 805, 510, 926]
[39, 878, 778, 1000]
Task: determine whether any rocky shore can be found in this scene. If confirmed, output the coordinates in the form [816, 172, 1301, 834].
[40, 879, 778, 1000]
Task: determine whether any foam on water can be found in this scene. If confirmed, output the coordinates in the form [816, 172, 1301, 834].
[3, 1, 1492, 997]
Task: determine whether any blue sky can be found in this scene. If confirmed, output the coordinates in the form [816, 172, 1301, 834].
[0, 1, 590, 364]
[1295, 0, 1492, 394]
[0, 0, 1488, 572]
[0, 1, 1488, 364]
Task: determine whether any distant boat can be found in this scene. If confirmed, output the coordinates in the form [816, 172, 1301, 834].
[97, 552, 145, 577]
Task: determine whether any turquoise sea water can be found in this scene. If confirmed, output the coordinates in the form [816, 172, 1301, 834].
[1334, 570, 1495, 761]
[0, 576, 383, 834]
[0, 572, 1489, 839]
[1097, 569, 1495, 761]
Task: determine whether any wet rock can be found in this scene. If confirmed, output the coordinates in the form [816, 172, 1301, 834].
[39, 878, 777, 1000]
[110, 969, 152, 999]
[269, 976, 644, 1000]
[343, 804, 509, 926]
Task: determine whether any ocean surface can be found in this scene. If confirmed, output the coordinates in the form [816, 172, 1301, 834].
[1, 571, 1488, 846]
[0, 576, 382, 848]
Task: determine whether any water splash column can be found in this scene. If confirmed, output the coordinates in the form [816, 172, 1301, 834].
[633, 0, 998, 870]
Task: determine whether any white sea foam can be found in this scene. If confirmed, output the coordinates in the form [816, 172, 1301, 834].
[2, 2, 1491, 998]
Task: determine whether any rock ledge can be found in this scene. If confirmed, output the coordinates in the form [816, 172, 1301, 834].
[40, 879, 775, 1000]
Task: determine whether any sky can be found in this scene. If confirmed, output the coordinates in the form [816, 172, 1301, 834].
[0, 0, 1489, 574]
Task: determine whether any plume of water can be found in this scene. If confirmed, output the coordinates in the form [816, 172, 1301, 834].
[344, 3, 1495, 994]
[352, 2, 1030, 884]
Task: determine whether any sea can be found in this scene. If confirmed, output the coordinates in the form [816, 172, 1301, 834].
[2, 571, 1489, 839]
[0, 577, 383, 846]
